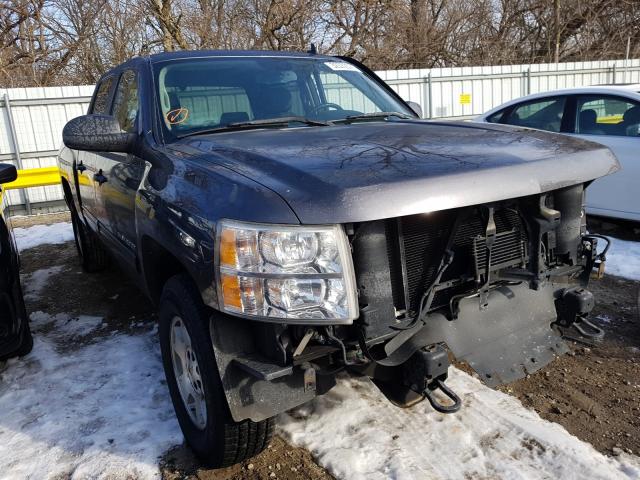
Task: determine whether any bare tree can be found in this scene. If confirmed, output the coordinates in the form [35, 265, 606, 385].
[147, 0, 188, 51]
[1, 0, 639, 87]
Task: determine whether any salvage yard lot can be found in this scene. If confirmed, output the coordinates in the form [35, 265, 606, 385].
[1, 213, 639, 479]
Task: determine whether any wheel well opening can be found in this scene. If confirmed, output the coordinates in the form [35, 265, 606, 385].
[141, 236, 186, 304]
[60, 177, 74, 210]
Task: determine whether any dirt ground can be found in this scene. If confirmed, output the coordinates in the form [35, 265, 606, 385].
[15, 213, 640, 478]
[503, 274, 640, 456]
[161, 437, 334, 480]
[10, 211, 70, 228]
[502, 220, 640, 457]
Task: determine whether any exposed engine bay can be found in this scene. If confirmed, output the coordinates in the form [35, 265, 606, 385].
[211, 183, 609, 420]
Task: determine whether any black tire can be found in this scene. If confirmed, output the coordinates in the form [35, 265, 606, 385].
[13, 280, 33, 357]
[69, 205, 108, 273]
[159, 274, 274, 467]
[14, 319, 33, 357]
[0, 284, 32, 360]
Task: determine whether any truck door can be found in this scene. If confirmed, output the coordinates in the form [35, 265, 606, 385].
[93, 69, 144, 262]
[76, 76, 115, 226]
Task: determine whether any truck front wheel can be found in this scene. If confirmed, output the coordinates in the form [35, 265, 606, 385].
[69, 205, 108, 272]
[158, 274, 274, 467]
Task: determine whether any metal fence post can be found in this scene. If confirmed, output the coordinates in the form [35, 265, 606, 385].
[427, 73, 433, 119]
[521, 68, 532, 95]
[612, 64, 617, 84]
[421, 76, 428, 119]
[3, 93, 31, 215]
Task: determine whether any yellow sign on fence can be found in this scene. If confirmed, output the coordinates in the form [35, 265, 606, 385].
[459, 93, 472, 105]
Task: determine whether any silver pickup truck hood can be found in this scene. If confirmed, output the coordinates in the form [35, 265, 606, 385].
[178, 120, 620, 224]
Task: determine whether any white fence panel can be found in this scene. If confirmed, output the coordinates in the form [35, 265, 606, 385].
[0, 85, 93, 211]
[378, 58, 640, 120]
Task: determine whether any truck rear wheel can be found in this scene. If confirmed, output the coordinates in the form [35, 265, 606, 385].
[158, 274, 274, 467]
[70, 207, 108, 272]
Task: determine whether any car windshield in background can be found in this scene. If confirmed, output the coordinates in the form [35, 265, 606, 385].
[153, 56, 413, 140]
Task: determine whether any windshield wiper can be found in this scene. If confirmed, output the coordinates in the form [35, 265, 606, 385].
[177, 116, 331, 138]
[228, 116, 332, 127]
[338, 111, 413, 123]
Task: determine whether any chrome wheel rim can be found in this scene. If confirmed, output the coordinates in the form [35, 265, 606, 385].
[170, 316, 207, 429]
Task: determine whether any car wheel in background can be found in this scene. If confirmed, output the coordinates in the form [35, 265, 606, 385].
[69, 207, 108, 273]
[158, 274, 274, 467]
[13, 319, 33, 357]
[0, 283, 32, 360]
[13, 280, 33, 357]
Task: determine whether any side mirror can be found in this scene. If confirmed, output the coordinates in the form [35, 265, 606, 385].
[63, 114, 135, 153]
[0, 163, 17, 184]
[407, 101, 423, 118]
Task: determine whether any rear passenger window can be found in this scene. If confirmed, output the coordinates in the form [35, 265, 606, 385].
[112, 70, 139, 133]
[504, 97, 566, 132]
[576, 96, 640, 136]
[91, 78, 113, 114]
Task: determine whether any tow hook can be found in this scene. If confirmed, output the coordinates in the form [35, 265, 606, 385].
[404, 345, 461, 413]
[555, 287, 604, 342]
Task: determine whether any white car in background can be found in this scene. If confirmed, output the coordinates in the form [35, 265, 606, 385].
[476, 85, 640, 222]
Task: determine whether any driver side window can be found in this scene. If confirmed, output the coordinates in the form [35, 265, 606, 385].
[504, 97, 566, 132]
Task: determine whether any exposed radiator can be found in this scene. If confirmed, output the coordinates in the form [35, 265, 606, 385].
[387, 206, 528, 314]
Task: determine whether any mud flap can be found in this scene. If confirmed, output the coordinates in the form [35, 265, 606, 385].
[425, 283, 569, 387]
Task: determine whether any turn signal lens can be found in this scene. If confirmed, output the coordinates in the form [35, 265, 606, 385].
[220, 273, 263, 315]
[220, 273, 242, 310]
[219, 229, 237, 268]
[220, 228, 258, 270]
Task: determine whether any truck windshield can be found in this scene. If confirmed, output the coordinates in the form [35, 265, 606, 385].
[153, 56, 414, 140]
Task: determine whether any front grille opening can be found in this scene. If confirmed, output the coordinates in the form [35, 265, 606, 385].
[387, 205, 529, 316]
[384, 219, 406, 312]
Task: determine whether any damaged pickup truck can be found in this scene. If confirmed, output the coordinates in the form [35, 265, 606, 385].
[58, 50, 618, 467]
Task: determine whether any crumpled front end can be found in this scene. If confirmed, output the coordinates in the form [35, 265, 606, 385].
[211, 182, 607, 422]
[351, 183, 602, 397]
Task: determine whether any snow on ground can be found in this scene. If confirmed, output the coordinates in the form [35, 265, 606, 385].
[13, 222, 74, 252]
[29, 311, 105, 338]
[604, 236, 640, 281]
[0, 311, 182, 479]
[280, 372, 640, 480]
[22, 265, 65, 300]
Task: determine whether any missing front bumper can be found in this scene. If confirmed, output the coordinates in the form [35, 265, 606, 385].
[423, 283, 569, 387]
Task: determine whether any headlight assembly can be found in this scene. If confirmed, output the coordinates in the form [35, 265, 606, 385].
[216, 220, 358, 323]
